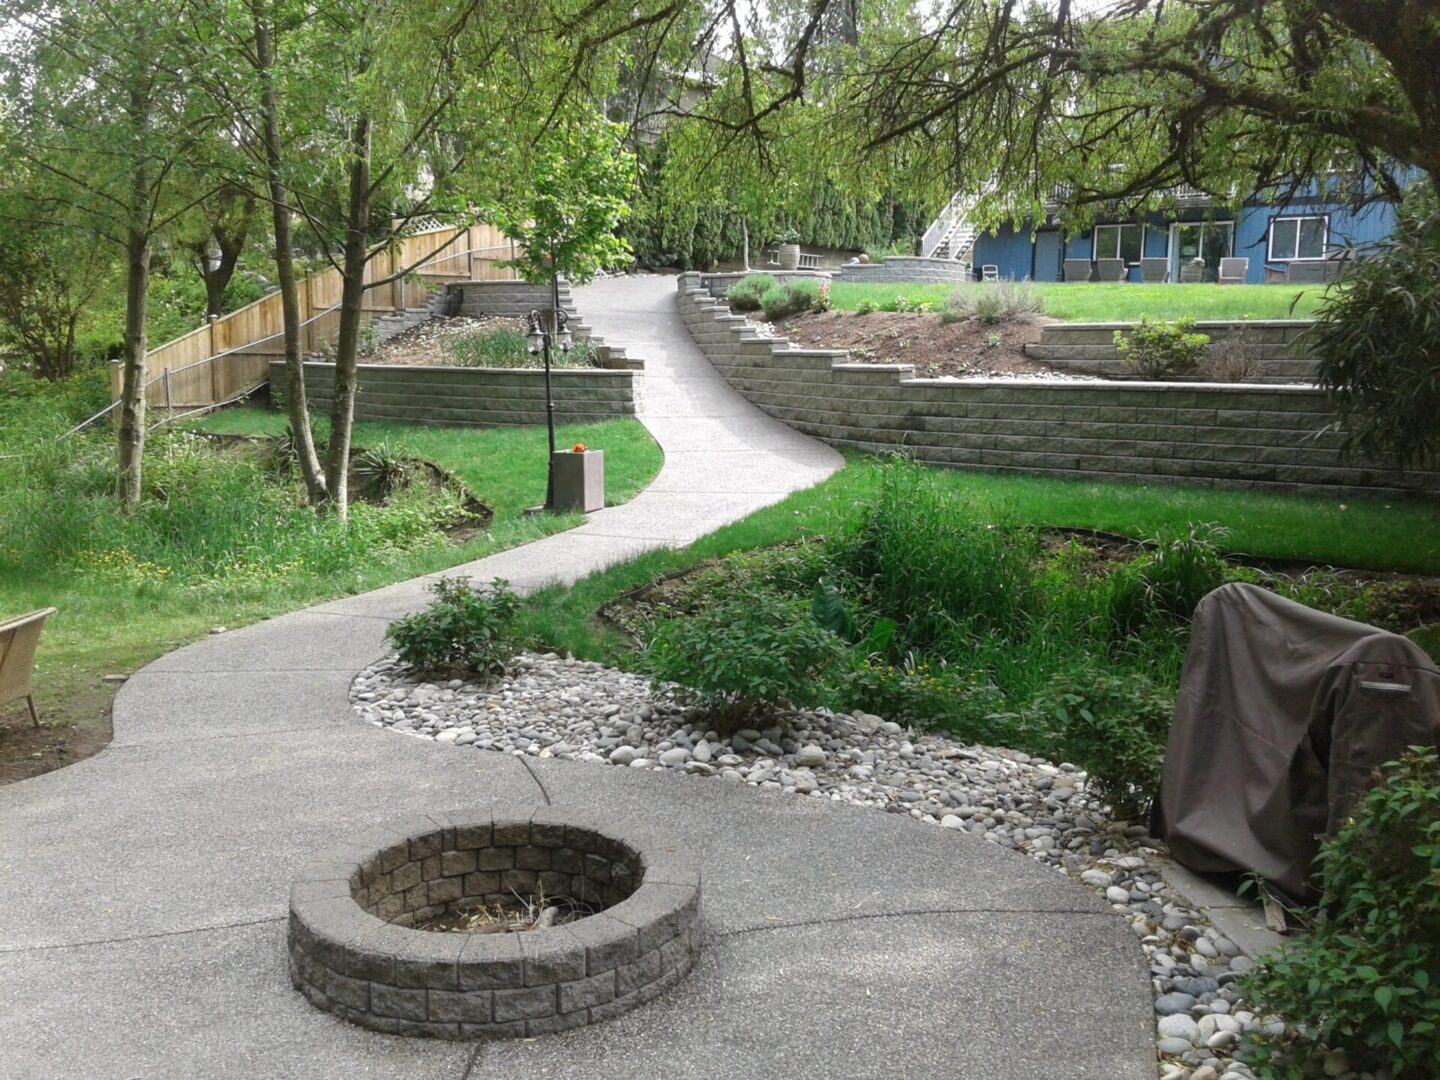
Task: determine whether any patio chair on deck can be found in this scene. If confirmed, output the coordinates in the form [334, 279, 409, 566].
[1218, 257, 1249, 284]
[1139, 258, 1170, 283]
[0, 607, 56, 727]
[980, 264, 1000, 282]
[1063, 259, 1094, 282]
[1095, 258, 1127, 282]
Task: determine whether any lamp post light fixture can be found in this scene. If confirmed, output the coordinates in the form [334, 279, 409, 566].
[526, 299, 571, 509]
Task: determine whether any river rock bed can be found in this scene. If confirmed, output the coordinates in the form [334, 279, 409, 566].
[352, 651, 1361, 1080]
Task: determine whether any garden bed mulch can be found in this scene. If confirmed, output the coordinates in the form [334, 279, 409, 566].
[366, 315, 520, 366]
[770, 309, 1063, 379]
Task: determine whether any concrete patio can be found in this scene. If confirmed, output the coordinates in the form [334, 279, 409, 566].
[0, 276, 1155, 1079]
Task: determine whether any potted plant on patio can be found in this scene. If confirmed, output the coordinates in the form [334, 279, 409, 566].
[776, 228, 801, 271]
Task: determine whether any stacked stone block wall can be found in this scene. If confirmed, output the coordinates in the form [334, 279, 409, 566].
[675, 273, 1440, 498]
[272, 361, 636, 427]
[288, 809, 702, 1040]
[832, 256, 977, 285]
[1027, 321, 1318, 384]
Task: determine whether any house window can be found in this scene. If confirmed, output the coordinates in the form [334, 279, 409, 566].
[1268, 216, 1328, 261]
[1093, 224, 1143, 264]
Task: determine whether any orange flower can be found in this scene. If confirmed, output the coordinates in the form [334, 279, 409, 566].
[571, 442, 587, 453]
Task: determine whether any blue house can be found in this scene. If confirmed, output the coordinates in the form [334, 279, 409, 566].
[937, 184, 1398, 285]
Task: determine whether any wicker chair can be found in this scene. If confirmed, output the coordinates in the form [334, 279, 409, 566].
[1095, 258, 1127, 282]
[1139, 258, 1170, 283]
[1062, 259, 1093, 282]
[1, 608, 56, 727]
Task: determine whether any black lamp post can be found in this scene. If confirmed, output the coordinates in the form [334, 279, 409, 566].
[526, 282, 572, 510]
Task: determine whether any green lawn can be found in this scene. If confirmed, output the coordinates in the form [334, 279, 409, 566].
[0, 404, 662, 756]
[827, 281, 1330, 322]
[194, 407, 662, 511]
[520, 453, 1440, 664]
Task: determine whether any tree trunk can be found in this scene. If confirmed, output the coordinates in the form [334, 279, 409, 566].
[252, 0, 326, 504]
[116, 84, 152, 508]
[117, 211, 151, 506]
[742, 217, 750, 271]
[323, 112, 374, 521]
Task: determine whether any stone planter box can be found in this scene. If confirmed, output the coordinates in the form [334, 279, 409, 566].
[552, 449, 604, 513]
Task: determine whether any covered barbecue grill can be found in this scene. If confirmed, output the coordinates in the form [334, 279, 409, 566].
[1154, 583, 1440, 902]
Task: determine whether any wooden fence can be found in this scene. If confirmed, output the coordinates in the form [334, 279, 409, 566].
[114, 221, 517, 410]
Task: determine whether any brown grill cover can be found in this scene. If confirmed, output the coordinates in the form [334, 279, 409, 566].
[1155, 583, 1440, 902]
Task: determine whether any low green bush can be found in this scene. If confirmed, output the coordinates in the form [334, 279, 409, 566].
[759, 280, 823, 321]
[1014, 671, 1175, 821]
[1240, 748, 1440, 1078]
[1115, 316, 1211, 378]
[726, 274, 775, 313]
[641, 593, 843, 728]
[386, 576, 522, 676]
[943, 280, 1045, 324]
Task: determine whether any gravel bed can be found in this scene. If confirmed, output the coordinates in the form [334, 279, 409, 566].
[352, 652, 1354, 1080]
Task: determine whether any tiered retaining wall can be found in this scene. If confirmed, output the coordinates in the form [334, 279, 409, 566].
[696, 270, 831, 299]
[675, 273, 1439, 499]
[833, 256, 975, 285]
[273, 361, 636, 427]
[442, 280, 636, 369]
[446, 280, 579, 320]
[1026, 321, 1318, 384]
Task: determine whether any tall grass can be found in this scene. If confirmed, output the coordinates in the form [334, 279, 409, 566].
[0, 389, 663, 715]
[445, 326, 596, 368]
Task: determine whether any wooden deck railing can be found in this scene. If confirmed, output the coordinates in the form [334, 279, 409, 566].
[111, 221, 517, 409]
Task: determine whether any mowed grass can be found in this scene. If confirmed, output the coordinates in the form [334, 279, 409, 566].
[520, 453, 1440, 663]
[0, 404, 662, 749]
[194, 407, 663, 511]
[827, 281, 1329, 322]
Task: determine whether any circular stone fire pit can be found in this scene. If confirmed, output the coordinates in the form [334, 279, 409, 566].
[287, 806, 702, 1038]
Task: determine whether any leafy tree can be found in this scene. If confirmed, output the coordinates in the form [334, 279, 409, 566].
[175, 180, 264, 319]
[1312, 181, 1440, 469]
[489, 111, 639, 292]
[0, 1, 220, 504]
[0, 200, 114, 382]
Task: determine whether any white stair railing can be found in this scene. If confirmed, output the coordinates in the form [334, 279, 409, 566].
[920, 180, 996, 261]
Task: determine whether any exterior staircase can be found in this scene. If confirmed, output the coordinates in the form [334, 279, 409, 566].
[920, 181, 995, 263]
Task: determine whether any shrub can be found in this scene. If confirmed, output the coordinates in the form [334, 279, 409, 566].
[1016, 671, 1174, 821]
[943, 279, 1045, 324]
[864, 239, 913, 261]
[726, 274, 775, 312]
[840, 654, 1007, 736]
[641, 593, 843, 728]
[351, 440, 418, 499]
[385, 576, 523, 676]
[829, 457, 1038, 648]
[1104, 524, 1229, 639]
[1203, 326, 1263, 382]
[1313, 180, 1440, 468]
[855, 298, 879, 315]
[1114, 316, 1211, 378]
[759, 280, 822, 321]
[1240, 749, 1440, 1078]
[446, 326, 595, 368]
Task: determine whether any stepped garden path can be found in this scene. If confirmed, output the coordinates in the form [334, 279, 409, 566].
[0, 274, 1153, 1079]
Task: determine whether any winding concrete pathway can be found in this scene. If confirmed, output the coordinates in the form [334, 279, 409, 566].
[0, 276, 1153, 1079]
